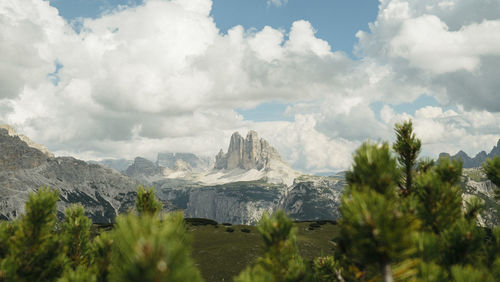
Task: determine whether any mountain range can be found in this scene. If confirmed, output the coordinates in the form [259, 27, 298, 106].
[0, 126, 343, 224]
[439, 139, 500, 168]
[0, 124, 498, 226]
[0, 125, 138, 223]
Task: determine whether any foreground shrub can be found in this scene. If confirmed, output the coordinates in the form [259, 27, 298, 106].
[61, 204, 92, 269]
[235, 210, 306, 282]
[109, 212, 202, 282]
[0, 187, 66, 281]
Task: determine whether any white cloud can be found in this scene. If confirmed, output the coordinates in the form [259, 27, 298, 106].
[356, 0, 500, 111]
[390, 15, 500, 73]
[267, 0, 288, 8]
[1, 0, 500, 174]
[376, 104, 500, 158]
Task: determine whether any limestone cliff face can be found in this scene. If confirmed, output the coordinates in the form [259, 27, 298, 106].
[462, 168, 500, 227]
[0, 125, 54, 158]
[154, 175, 345, 225]
[0, 127, 50, 170]
[0, 126, 139, 223]
[215, 131, 284, 170]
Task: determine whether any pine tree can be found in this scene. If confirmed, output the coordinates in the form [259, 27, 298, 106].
[109, 212, 202, 282]
[339, 142, 419, 282]
[58, 265, 97, 282]
[413, 162, 463, 234]
[89, 231, 113, 282]
[61, 204, 92, 269]
[345, 142, 400, 196]
[393, 120, 421, 195]
[0, 187, 66, 281]
[136, 185, 162, 216]
[110, 188, 201, 282]
[483, 156, 500, 200]
[309, 256, 343, 282]
[339, 188, 419, 281]
[235, 210, 306, 282]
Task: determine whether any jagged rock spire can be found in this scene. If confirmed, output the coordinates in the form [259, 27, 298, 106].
[214, 131, 283, 170]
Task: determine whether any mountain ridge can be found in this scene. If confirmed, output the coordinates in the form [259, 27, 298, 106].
[439, 139, 500, 168]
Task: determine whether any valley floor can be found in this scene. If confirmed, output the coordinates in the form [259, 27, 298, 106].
[188, 221, 339, 282]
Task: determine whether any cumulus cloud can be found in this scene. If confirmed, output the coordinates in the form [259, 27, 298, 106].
[356, 0, 500, 111]
[1, 0, 499, 173]
[0, 0, 367, 171]
[378, 104, 500, 158]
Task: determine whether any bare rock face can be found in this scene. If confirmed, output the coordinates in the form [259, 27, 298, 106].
[125, 157, 161, 177]
[214, 131, 283, 170]
[0, 125, 139, 223]
[0, 124, 54, 158]
[0, 127, 51, 170]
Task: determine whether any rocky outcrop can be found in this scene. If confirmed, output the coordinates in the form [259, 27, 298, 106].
[0, 127, 51, 170]
[153, 175, 345, 225]
[281, 176, 345, 221]
[461, 168, 500, 227]
[0, 126, 139, 223]
[0, 124, 54, 158]
[215, 131, 283, 170]
[124, 157, 162, 178]
[440, 139, 500, 168]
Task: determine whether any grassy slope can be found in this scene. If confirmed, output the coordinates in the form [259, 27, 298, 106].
[188, 221, 339, 282]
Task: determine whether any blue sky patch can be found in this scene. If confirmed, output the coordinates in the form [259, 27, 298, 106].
[237, 101, 294, 122]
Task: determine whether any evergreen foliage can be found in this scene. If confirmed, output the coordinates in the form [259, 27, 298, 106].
[345, 142, 400, 196]
[0, 187, 66, 281]
[413, 167, 463, 234]
[109, 212, 202, 282]
[339, 143, 420, 281]
[89, 231, 113, 282]
[393, 120, 421, 194]
[335, 120, 500, 281]
[136, 185, 162, 216]
[483, 156, 500, 200]
[0, 186, 203, 282]
[61, 204, 92, 269]
[235, 210, 306, 282]
[309, 256, 342, 282]
[58, 265, 97, 282]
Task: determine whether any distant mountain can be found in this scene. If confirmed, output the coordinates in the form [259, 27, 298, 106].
[0, 125, 139, 223]
[214, 130, 283, 170]
[4, 126, 495, 226]
[157, 152, 212, 172]
[125, 131, 299, 186]
[122, 131, 341, 224]
[439, 139, 500, 168]
[87, 159, 134, 172]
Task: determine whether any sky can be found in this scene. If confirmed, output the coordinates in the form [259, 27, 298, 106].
[1, 0, 500, 174]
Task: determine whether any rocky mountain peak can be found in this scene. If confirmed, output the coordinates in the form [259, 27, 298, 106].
[125, 157, 161, 177]
[0, 124, 54, 157]
[0, 126, 52, 170]
[214, 130, 284, 170]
